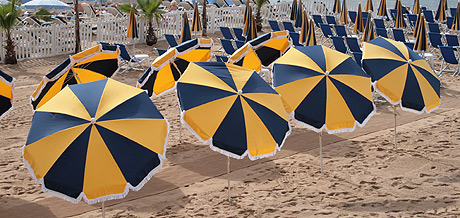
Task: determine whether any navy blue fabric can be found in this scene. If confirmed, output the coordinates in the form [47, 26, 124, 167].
[46, 58, 71, 79]
[100, 44, 118, 52]
[215, 55, 229, 62]
[401, 66, 424, 111]
[98, 93, 164, 122]
[407, 47, 424, 61]
[329, 77, 374, 124]
[326, 15, 337, 25]
[312, 14, 324, 27]
[368, 37, 407, 60]
[348, 11, 357, 24]
[212, 97, 247, 156]
[345, 37, 362, 53]
[331, 57, 369, 77]
[164, 34, 179, 47]
[26, 112, 88, 145]
[0, 69, 13, 82]
[362, 59, 406, 81]
[273, 63, 324, 87]
[294, 77, 326, 128]
[0, 95, 11, 117]
[69, 79, 107, 118]
[295, 7, 303, 28]
[374, 18, 386, 28]
[352, 52, 363, 67]
[173, 58, 190, 80]
[96, 125, 161, 187]
[445, 34, 459, 47]
[289, 32, 302, 46]
[114, 43, 131, 61]
[176, 38, 198, 53]
[411, 64, 441, 97]
[194, 62, 237, 90]
[74, 59, 118, 78]
[220, 38, 236, 55]
[428, 32, 444, 48]
[232, 28, 246, 41]
[320, 24, 334, 38]
[268, 20, 281, 31]
[282, 21, 296, 32]
[331, 36, 347, 53]
[177, 83, 235, 111]
[138, 67, 156, 97]
[376, 28, 389, 38]
[31, 71, 76, 110]
[297, 46, 327, 72]
[423, 10, 435, 23]
[219, 27, 234, 40]
[43, 126, 91, 199]
[243, 97, 289, 145]
[242, 72, 277, 95]
[235, 40, 245, 48]
[334, 25, 348, 37]
[255, 46, 283, 66]
[392, 28, 406, 42]
[249, 32, 271, 47]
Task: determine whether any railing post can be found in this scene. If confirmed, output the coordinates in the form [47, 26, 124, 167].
[52, 24, 57, 56]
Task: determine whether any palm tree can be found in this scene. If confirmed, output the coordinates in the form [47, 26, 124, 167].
[202, 0, 207, 36]
[75, 0, 81, 53]
[34, 8, 54, 22]
[255, 0, 269, 32]
[0, 0, 21, 64]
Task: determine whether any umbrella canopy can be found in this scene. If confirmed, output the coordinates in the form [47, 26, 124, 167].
[177, 62, 291, 160]
[362, 37, 440, 113]
[179, 13, 192, 44]
[294, 1, 303, 28]
[377, 0, 388, 18]
[363, 13, 376, 41]
[0, 70, 14, 120]
[412, 0, 421, 15]
[137, 38, 213, 97]
[305, 19, 317, 46]
[299, 11, 309, 45]
[452, 2, 460, 30]
[273, 45, 375, 133]
[333, 0, 341, 14]
[229, 30, 292, 73]
[340, 0, 348, 24]
[243, 0, 251, 25]
[127, 6, 138, 39]
[413, 12, 421, 36]
[23, 78, 169, 204]
[365, 0, 373, 11]
[191, 2, 202, 32]
[414, 14, 428, 51]
[31, 44, 120, 110]
[395, 0, 404, 28]
[290, 0, 298, 21]
[22, 0, 71, 10]
[353, 4, 364, 33]
[435, 0, 447, 21]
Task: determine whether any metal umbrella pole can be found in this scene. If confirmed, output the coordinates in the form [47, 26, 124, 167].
[393, 105, 397, 149]
[319, 132, 323, 176]
[227, 156, 231, 202]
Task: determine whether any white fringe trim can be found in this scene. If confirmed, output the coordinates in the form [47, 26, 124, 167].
[0, 76, 14, 120]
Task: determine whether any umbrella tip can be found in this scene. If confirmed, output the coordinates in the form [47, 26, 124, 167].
[325, 71, 330, 76]
[91, 117, 96, 124]
[237, 90, 243, 95]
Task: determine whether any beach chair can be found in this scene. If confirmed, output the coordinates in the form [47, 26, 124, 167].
[235, 40, 245, 48]
[334, 25, 348, 37]
[319, 23, 333, 44]
[164, 34, 178, 48]
[428, 22, 441, 33]
[215, 55, 229, 62]
[225, 0, 235, 6]
[268, 20, 281, 31]
[450, 8, 457, 17]
[374, 18, 386, 28]
[81, 3, 97, 18]
[351, 51, 363, 67]
[447, 16, 454, 29]
[345, 37, 362, 53]
[407, 14, 418, 27]
[325, 15, 337, 25]
[232, 27, 246, 41]
[312, 14, 324, 27]
[421, 6, 427, 10]
[106, 6, 124, 17]
[445, 34, 459, 47]
[439, 46, 459, 76]
[178, 2, 193, 10]
[220, 38, 236, 55]
[348, 11, 357, 24]
[404, 42, 415, 49]
[281, 21, 296, 32]
[215, 0, 228, 7]
[289, 32, 302, 46]
[428, 32, 444, 53]
[392, 28, 406, 42]
[331, 36, 347, 53]
[156, 48, 167, 56]
[220, 26, 235, 40]
[376, 28, 389, 38]
[100, 42, 148, 73]
[423, 10, 435, 23]
[230, 0, 242, 6]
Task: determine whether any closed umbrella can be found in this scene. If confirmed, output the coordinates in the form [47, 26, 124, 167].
[295, 1, 303, 28]
[22, 0, 71, 10]
[127, 6, 138, 56]
[340, 0, 348, 24]
[377, 0, 388, 18]
[191, 2, 202, 33]
[305, 19, 317, 46]
[452, 2, 460, 30]
[412, 0, 421, 15]
[365, 0, 373, 12]
[245, 13, 257, 42]
[413, 12, 421, 37]
[395, 0, 404, 28]
[244, 0, 251, 25]
[435, 0, 447, 22]
[333, 0, 341, 14]
[363, 13, 376, 41]
[353, 4, 364, 33]
[0, 70, 14, 120]
[414, 14, 428, 52]
[179, 12, 192, 44]
[290, 0, 298, 21]
[299, 11, 309, 45]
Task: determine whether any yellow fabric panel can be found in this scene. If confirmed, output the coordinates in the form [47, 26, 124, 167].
[275, 48, 323, 74]
[73, 68, 107, 83]
[322, 46, 349, 72]
[97, 119, 168, 156]
[76, 52, 118, 66]
[34, 71, 70, 110]
[0, 79, 13, 99]
[23, 124, 89, 180]
[177, 49, 211, 62]
[31, 80, 45, 99]
[388, 39, 409, 60]
[229, 44, 251, 62]
[179, 63, 236, 93]
[264, 37, 290, 52]
[83, 126, 127, 199]
[198, 38, 212, 45]
[37, 86, 91, 120]
[275, 75, 324, 113]
[412, 59, 437, 78]
[240, 98, 277, 157]
[375, 64, 408, 102]
[411, 66, 440, 111]
[226, 63, 253, 91]
[362, 42, 406, 62]
[325, 78, 356, 130]
[329, 74, 373, 101]
[184, 95, 237, 140]
[72, 46, 100, 62]
[153, 65, 176, 95]
[95, 79, 143, 119]
[242, 51, 261, 72]
[242, 93, 288, 121]
[152, 49, 176, 68]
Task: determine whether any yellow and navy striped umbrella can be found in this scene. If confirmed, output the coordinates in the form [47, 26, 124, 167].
[0, 70, 14, 120]
[127, 6, 138, 39]
[177, 62, 291, 160]
[414, 15, 428, 51]
[395, 0, 404, 28]
[290, 0, 298, 21]
[273, 45, 375, 133]
[333, 0, 341, 13]
[413, 12, 421, 36]
[23, 78, 169, 204]
[243, 6, 257, 41]
[363, 13, 376, 41]
[137, 38, 213, 97]
[295, 1, 303, 28]
[377, 0, 388, 18]
[305, 18, 317, 46]
[229, 30, 292, 73]
[244, 0, 251, 25]
[435, 0, 447, 22]
[191, 2, 202, 32]
[299, 11, 309, 45]
[31, 44, 120, 110]
[412, 0, 421, 15]
[452, 2, 460, 30]
[353, 4, 364, 33]
[180, 12, 192, 44]
[340, 0, 348, 24]
[365, 0, 373, 11]
[362, 37, 440, 113]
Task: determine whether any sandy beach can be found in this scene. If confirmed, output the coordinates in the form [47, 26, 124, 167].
[1, 32, 460, 217]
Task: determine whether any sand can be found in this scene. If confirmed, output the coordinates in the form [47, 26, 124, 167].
[1, 32, 460, 218]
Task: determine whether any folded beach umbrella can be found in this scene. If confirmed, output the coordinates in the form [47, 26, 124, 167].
[394, 0, 399, 9]
[273, 45, 375, 174]
[295, 2, 303, 28]
[290, 0, 298, 21]
[245, 15, 257, 42]
[395, 0, 404, 28]
[435, 0, 447, 22]
[23, 78, 169, 206]
[305, 19, 317, 46]
[377, 0, 388, 18]
[452, 2, 460, 30]
[340, 0, 348, 24]
[362, 37, 440, 148]
[363, 13, 376, 41]
[243, 0, 252, 35]
[127, 6, 138, 55]
[177, 62, 291, 200]
[31, 44, 120, 110]
[229, 30, 292, 73]
[413, 12, 421, 36]
[353, 4, 364, 33]
[180, 13, 192, 44]
[299, 11, 309, 45]
[333, 0, 341, 14]
[137, 38, 213, 97]
[414, 15, 428, 51]
[412, 0, 421, 15]
[191, 2, 202, 32]
[0, 70, 14, 120]
[365, 0, 373, 12]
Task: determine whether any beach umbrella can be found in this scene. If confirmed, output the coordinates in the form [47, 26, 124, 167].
[295, 1, 303, 28]
[31, 44, 120, 110]
[137, 38, 213, 97]
[23, 79, 169, 213]
[395, 0, 404, 28]
[305, 19, 316, 46]
[412, 0, 421, 15]
[394, 0, 399, 9]
[127, 6, 138, 56]
[340, 0, 348, 24]
[245, 14, 257, 42]
[243, 5, 253, 36]
[452, 2, 460, 30]
[413, 12, 421, 36]
[353, 4, 364, 33]
[177, 62, 291, 201]
[22, 0, 71, 10]
[362, 37, 440, 148]
[363, 13, 376, 41]
[414, 14, 428, 52]
[191, 2, 202, 33]
[179, 13, 192, 44]
[365, 0, 373, 12]
[272, 45, 375, 174]
[299, 11, 309, 45]
[229, 30, 292, 73]
[435, 0, 447, 22]
[333, 0, 341, 14]
[377, 0, 388, 18]
[290, 0, 298, 21]
[0, 70, 14, 120]
[243, 0, 251, 25]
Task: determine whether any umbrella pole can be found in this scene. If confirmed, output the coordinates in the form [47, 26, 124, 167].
[227, 156, 231, 202]
[102, 201, 105, 218]
[393, 105, 397, 149]
[319, 132, 323, 176]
